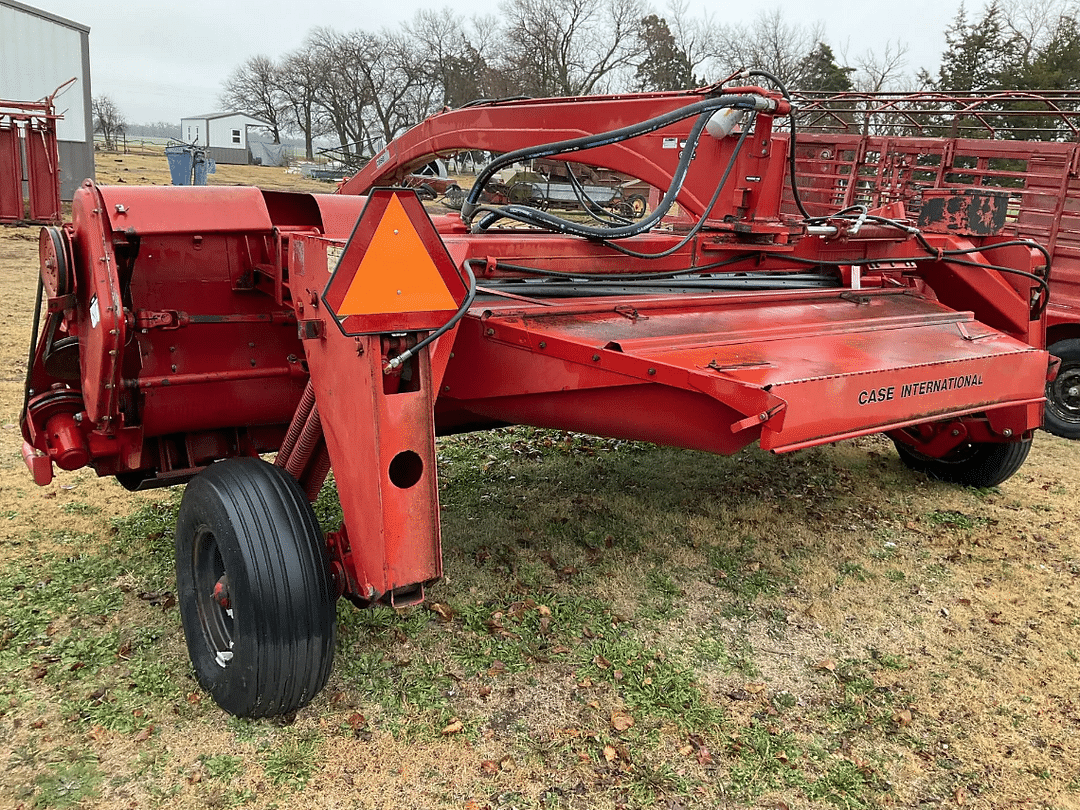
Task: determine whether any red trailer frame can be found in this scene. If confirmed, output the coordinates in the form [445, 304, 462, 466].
[0, 84, 66, 224]
[19, 84, 1053, 716]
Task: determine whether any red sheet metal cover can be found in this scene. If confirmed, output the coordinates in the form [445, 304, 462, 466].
[97, 185, 274, 234]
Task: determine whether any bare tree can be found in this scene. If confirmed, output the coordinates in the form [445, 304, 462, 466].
[718, 9, 825, 87]
[308, 27, 366, 153]
[278, 46, 326, 159]
[407, 9, 493, 107]
[999, 0, 1079, 63]
[496, 0, 648, 96]
[847, 40, 912, 92]
[665, 0, 721, 84]
[220, 55, 286, 143]
[92, 95, 125, 151]
[358, 31, 431, 149]
[309, 28, 433, 157]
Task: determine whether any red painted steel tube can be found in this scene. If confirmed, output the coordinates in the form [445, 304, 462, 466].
[122, 366, 302, 389]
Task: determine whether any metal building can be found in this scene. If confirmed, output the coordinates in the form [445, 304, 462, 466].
[179, 112, 272, 165]
[0, 0, 94, 200]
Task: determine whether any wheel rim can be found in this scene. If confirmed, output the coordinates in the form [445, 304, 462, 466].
[442, 187, 464, 209]
[192, 526, 235, 667]
[1046, 364, 1080, 425]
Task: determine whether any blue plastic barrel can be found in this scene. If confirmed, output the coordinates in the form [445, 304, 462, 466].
[165, 145, 193, 185]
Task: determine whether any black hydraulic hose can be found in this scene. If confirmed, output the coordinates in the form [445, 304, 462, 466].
[745, 68, 811, 220]
[919, 235, 1052, 283]
[462, 92, 780, 233]
[474, 252, 771, 281]
[382, 259, 478, 374]
[564, 166, 634, 226]
[472, 108, 714, 237]
[598, 115, 756, 260]
[781, 249, 1051, 317]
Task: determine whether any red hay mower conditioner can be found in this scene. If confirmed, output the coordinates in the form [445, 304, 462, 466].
[20, 78, 1055, 716]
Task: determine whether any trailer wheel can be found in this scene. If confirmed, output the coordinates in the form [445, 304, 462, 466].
[509, 182, 543, 207]
[1044, 338, 1080, 439]
[175, 457, 336, 717]
[441, 184, 464, 210]
[893, 437, 1031, 488]
[626, 193, 648, 218]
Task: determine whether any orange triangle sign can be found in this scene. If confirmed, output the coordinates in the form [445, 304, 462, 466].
[337, 195, 458, 316]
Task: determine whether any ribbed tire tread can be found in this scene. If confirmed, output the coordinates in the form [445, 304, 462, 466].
[176, 457, 335, 717]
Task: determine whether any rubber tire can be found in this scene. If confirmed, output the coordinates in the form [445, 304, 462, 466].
[175, 457, 336, 717]
[893, 437, 1032, 488]
[1044, 338, 1080, 439]
[414, 183, 437, 201]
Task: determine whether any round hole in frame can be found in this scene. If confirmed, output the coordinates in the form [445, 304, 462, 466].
[388, 450, 424, 489]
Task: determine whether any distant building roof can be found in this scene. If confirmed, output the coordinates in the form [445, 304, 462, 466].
[181, 111, 272, 125]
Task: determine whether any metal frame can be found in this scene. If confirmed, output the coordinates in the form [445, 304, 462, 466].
[0, 93, 63, 223]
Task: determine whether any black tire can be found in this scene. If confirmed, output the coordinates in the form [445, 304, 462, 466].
[176, 457, 336, 717]
[893, 437, 1032, 488]
[1044, 338, 1080, 439]
[626, 193, 648, 218]
[414, 183, 437, 201]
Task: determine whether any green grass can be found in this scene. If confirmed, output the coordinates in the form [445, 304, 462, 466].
[261, 735, 318, 790]
[3, 427, 1069, 809]
[29, 753, 102, 808]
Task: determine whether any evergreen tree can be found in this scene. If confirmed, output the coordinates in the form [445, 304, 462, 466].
[936, 2, 1008, 91]
[1011, 13, 1080, 90]
[796, 42, 855, 92]
[634, 14, 696, 91]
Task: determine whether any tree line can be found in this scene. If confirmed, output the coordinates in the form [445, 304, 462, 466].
[218, 0, 1080, 159]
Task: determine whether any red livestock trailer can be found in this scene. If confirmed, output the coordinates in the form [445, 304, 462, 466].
[20, 79, 1053, 716]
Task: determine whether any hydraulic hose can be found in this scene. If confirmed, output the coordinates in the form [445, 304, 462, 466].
[462, 93, 780, 236]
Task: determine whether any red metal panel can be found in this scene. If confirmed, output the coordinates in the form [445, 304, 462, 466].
[0, 122, 22, 221]
[97, 185, 275, 235]
[438, 287, 1045, 454]
[25, 122, 60, 222]
[69, 184, 126, 425]
[309, 193, 368, 237]
[292, 233, 442, 601]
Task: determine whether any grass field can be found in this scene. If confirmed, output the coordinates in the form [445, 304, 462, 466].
[0, 147, 1077, 810]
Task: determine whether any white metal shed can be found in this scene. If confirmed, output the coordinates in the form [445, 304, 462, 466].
[179, 112, 271, 165]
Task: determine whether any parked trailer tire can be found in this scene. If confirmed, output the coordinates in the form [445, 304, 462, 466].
[414, 183, 437, 201]
[892, 437, 1032, 488]
[1044, 338, 1080, 439]
[175, 457, 336, 717]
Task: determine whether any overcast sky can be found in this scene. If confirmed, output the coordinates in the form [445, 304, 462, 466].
[34, 0, 963, 124]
